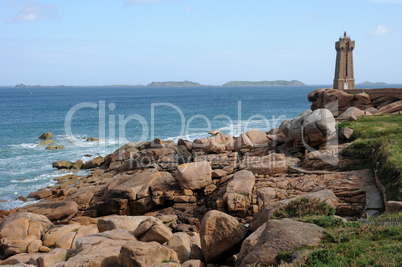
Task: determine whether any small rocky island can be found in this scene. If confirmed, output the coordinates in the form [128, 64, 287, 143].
[0, 88, 401, 266]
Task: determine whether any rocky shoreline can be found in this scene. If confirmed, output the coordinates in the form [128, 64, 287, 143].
[0, 88, 401, 266]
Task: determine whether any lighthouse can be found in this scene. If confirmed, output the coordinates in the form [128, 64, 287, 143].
[333, 31, 355, 90]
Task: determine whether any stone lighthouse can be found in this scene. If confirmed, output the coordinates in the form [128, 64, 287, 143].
[333, 31, 355, 90]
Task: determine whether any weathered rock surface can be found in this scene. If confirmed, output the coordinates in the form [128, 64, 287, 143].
[339, 127, 354, 140]
[200, 210, 246, 263]
[52, 161, 73, 170]
[39, 132, 53, 140]
[223, 170, 255, 212]
[58, 229, 136, 266]
[176, 161, 212, 190]
[245, 129, 270, 146]
[337, 107, 371, 120]
[82, 156, 105, 169]
[39, 140, 55, 146]
[0, 212, 53, 256]
[97, 215, 154, 232]
[28, 189, 53, 200]
[373, 100, 402, 115]
[236, 219, 325, 267]
[241, 153, 289, 174]
[118, 240, 178, 267]
[280, 109, 335, 153]
[20, 201, 78, 221]
[133, 217, 173, 244]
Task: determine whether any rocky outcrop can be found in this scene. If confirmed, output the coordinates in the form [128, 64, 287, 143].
[20, 201, 78, 221]
[280, 109, 336, 153]
[176, 161, 212, 190]
[39, 139, 55, 146]
[86, 137, 100, 142]
[118, 240, 178, 267]
[39, 132, 53, 140]
[97, 215, 154, 232]
[200, 210, 246, 263]
[58, 229, 136, 266]
[337, 107, 372, 121]
[373, 100, 402, 115]
[0, 212, 53, 256]
[236, 219, 325, 266]
[223, 170, 255, 213]
[133, 217, 173, 244]
[308, 88, 402, 117]
[82, 156, 105, 169]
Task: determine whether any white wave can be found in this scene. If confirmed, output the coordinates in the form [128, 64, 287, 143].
[8, 143, 39, 149]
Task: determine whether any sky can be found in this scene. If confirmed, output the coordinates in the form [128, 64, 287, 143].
[0, 0, 401, 86]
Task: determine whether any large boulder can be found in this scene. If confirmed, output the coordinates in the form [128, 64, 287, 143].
[241, 153, 289, 175]
[36, 248, 68, 267]
[373, 100, 402, 115]
[0, 212, 53, 256]
[204, 134, 234, 154]
[302, 108, 336, 147]
[308, 88, 355, 116]
[234, 133, 253, 151]
[118, 240, 178, 267]
[200, 210, 247, 263]
[43, 223, 82, 247]
[223, 170, 255, 212]
[39, 139, 55, 146]
[20, 201, 78, 221]
[280, 109, 336, 152]
[337, 107, 371, 120]
[39, 132, 53, 140]
[97, 215, 154, 232]
[236, 219, 325, 266]
[245, 129, 270, 147]
[133, 217, 173, 244]
[167, 232, 195, 262]
[176, 161, 212, 190]
[82, 156, 105, 169]
[52, 160, 73, 170]
[107, 170, 177, 214]
[59, 229, 136, 266]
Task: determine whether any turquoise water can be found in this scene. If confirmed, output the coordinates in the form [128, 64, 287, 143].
[0, 85, 324, 209]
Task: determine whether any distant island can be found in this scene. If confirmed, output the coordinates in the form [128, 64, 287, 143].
[222, 80, 306, 87]
[147, 81, 203, 87]
[358, 81, 388, 86]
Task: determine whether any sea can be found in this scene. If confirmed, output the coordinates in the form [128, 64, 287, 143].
[0, 84, 399, 210]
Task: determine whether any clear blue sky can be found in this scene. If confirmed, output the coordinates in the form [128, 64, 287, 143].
[0, 0, 401, 86]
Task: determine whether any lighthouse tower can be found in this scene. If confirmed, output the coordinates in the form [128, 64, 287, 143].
[333, 31, 355, 90]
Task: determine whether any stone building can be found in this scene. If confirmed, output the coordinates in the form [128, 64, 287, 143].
[333, 31, 355, 90]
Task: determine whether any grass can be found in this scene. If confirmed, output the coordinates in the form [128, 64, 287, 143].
[338, 114, 402, 201]
[272, 197, 336, 218]
[286, 213, 402, 266]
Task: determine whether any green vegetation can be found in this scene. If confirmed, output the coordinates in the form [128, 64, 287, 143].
[222, 80, 306, 87]
[338, 114, 402, 200]
[302, 214, 402, 266]
[272, 197, 336, 218]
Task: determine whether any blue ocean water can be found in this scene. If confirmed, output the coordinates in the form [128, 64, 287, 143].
[0, 85, 326, 209]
